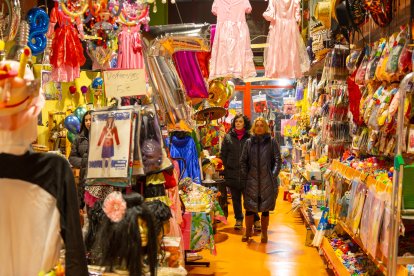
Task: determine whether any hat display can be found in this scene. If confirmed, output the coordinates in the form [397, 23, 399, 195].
[193, 100, 226, 122]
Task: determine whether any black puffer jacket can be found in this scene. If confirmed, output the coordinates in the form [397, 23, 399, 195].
[220, 129, 250, 189]
[240, 134, 282, 212]
[69, 130, 89, 208]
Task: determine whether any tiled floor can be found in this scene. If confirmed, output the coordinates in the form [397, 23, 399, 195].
[186, 190, 329, 276]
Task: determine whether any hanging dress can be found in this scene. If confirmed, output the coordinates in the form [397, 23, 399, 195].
[263, 0, 309, 78]
[209, 0, 256, 80]
[117, 25, 145, 69]
[49, 7, 86, 82]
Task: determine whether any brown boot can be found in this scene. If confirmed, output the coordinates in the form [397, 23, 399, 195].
[241, 215, 254, 242]
[260, 215, 270, 243]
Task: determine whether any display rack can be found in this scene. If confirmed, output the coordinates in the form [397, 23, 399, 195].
[320, 236, 351, 276]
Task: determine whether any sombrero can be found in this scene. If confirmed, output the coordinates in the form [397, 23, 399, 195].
[193, 100, 226, 121]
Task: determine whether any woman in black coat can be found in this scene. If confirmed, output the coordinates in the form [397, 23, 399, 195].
[240, 117, 282, 243]
[69, 110, 92, 210]
[220, 114, 256, 230]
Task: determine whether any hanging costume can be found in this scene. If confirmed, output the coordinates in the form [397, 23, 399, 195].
[263, 0, 309, 78]
[49, 6, 86, 82]
[167, 135, 202, 184]
[209, 0, 256, 80]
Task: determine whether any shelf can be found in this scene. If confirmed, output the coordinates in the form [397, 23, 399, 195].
[320, 236, 351, 276]
[337, 221, 387, 275]
[300, 206, 317, 234]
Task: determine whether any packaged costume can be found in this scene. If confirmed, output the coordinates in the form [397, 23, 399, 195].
[209, 0, 256, 80]
[263, 0, 309, 78]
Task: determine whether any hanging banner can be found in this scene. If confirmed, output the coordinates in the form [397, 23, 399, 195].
[103, 69, 146, 98]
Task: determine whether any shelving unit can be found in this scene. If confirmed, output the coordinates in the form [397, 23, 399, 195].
[320, 237, 351, 276]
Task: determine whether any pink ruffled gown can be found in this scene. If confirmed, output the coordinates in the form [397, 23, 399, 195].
[117, 25, 145, 69]
[263, 0, 309, 78]
[209, 0, 256, 80]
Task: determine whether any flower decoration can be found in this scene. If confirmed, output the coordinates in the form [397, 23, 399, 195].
[210, 157, 224, 171]
[103, 191, 127, 223]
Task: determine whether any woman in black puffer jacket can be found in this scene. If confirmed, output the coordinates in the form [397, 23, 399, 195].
[69, 111, 92, 210]
[220, 114, 253, 230]
[240, 117, 282, 243]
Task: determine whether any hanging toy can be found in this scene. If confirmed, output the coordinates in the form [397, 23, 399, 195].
[26, 8, 49, 56]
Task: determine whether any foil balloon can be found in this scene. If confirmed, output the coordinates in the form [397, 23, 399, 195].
[1, 0, 21, 42]
[73, 106, 87, 122]
[141, 23, 211, 127]
[26, 8, 49, 55]
[67, 131, 76, 143]
[173, 51, 208, 98]
[64, 115, 81, 134]
[208, 79, 227, 107]
[226, 80, 235, 98]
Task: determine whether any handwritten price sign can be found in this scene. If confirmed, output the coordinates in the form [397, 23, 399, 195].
[103, 69, 146, 98]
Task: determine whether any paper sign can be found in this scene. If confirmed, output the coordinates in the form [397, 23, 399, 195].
[103, 69, 146, 97]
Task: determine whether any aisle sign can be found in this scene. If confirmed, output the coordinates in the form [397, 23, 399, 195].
[103, 69, 146, 98]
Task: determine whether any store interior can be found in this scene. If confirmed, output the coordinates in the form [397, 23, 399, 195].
[1, 0, 414, 275]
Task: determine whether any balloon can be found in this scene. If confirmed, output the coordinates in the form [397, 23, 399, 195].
[74, 106, 87, 122]
[173, 51, 209, 98]
[67, 131, 76, 143]
[208, 80, 227, 107]
[141, 23, 211, 127]
[81, 86, 88, 94]
[226, 80, 235, 98]
[91, 77, 104, 89]
[26, 8, 49, 55]
[69, 86, 77, 95]
[64, 115, 81, 134]
[2, 0, 21, 42]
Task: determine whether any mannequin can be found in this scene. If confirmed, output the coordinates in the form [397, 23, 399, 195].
[0, 60, 88, 275]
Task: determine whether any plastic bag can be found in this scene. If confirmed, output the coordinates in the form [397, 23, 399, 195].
[346, 179, 367, 234]
[355, 47, 370, 85]
[359, 186, 376, 248]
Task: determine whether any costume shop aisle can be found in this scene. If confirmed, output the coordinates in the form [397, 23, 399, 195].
[187, 192, 328, 276]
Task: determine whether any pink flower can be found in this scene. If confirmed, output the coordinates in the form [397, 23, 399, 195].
[103, 192, 127, 223]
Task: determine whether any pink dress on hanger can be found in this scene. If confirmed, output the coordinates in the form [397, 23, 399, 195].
[209, 0, 256, 80]
[117, 25, 145, 69]
[263, 0, 309, 78]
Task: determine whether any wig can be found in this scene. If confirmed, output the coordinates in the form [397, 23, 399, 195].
[92, 193, 158, 276]
[143, 200, 172, 237]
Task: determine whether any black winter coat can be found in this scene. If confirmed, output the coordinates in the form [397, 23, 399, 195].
[240, 134, 282, 212]
[69, 130, 89, 182]
[220, 129, 250, 189]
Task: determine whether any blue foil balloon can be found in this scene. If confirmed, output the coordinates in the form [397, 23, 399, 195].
[64, 115, 81, 134]
[73, 106, 87, 122]
[27, 8, 49, 56]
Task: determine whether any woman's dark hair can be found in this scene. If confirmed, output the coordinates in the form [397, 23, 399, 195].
[80, 110, 92, 136]
[231, 114, 251, 131]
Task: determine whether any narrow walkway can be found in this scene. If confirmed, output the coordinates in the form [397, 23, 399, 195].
[187, 190, 329, 276]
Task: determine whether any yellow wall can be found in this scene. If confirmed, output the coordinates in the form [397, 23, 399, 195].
[33, 65, 101, 147]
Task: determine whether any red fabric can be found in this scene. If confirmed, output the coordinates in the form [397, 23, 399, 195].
[347, 72, 363, 126]
[163, 169, 177, 189]
[234, 128, 246, 140]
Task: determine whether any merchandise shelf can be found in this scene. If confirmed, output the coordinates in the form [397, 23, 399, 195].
[320, 236, 351, 276]
[337, 221, 387, 274]
[300, 206, 317, 234]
